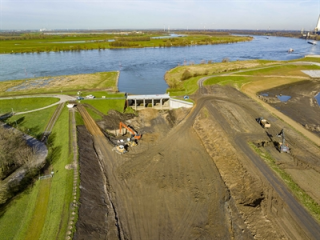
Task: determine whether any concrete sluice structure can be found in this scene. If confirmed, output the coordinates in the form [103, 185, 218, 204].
[126, 93, 193, 110]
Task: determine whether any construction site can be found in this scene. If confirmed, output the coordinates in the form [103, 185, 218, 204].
[74, 80, 320, 239]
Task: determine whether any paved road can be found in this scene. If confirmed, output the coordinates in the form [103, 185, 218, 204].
[0, 94, 75, 115]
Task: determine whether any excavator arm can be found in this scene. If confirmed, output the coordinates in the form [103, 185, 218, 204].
[119, 122, 142, 140]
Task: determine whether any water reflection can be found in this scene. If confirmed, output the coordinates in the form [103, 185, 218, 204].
[277, 95, 291, 102]
[315, 92, 320, 106]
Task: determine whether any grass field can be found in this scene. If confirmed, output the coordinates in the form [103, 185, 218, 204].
[0, 71, 119, 97]
[82, 98, 126, 114]
[5, 105, 57, 139]
[0, 97, 59, 114]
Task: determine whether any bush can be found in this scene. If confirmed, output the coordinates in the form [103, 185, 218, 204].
[181, 69, 192, 81]
[222, 57, 230, 63]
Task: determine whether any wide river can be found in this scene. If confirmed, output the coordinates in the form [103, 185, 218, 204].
[0, 35, 319, 94]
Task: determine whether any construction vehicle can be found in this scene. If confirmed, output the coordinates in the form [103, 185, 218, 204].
[119, 122, 142, 140]
[277, 128, 290, 153]
[112, 144, 127, 154]
[126, 138, 137, 147]
[256, 117, 271, 128]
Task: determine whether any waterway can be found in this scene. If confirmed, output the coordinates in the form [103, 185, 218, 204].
[0, 35, 319, 94]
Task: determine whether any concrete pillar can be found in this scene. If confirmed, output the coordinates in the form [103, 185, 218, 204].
[143, 99, 145, 108]
[152, 99, 154, 108]
[160, 98, 163, 109]
[134, 99, 137, 110]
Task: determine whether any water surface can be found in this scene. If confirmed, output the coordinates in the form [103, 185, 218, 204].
[1, 35, 319, 94]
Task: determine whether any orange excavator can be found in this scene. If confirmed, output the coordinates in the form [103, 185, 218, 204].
[119, 122, 142, 140]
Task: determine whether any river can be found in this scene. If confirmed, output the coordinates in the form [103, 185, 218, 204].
[0, 35, 319, 94]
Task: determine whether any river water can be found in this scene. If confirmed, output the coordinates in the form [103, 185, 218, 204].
[0, 35, 319, 94]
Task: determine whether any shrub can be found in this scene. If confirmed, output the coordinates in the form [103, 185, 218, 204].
[181, 69, 192, 81]
[222, 57, 230, 63]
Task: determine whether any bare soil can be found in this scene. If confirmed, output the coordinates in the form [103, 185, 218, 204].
[75, 83, 320, 239]
[258, 80, 320, 137]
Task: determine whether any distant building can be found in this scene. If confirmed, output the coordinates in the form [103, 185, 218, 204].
[315, 15, 320, 34]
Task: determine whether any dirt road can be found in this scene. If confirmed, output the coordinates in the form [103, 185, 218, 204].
[76, 82, 320, 239]
[77, 104, 244, 239]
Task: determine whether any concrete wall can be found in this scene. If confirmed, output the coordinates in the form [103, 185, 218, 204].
[169, 98, 193, 109]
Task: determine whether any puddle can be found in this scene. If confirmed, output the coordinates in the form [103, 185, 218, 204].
[315, 92, 320, 106]
[260, 93, 268, 97]
[277, 95, 291, 102]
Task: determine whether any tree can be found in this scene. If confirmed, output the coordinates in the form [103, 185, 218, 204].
[0, 128, 33, 180]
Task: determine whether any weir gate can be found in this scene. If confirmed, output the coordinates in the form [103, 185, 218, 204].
[126, 93, 193, 110]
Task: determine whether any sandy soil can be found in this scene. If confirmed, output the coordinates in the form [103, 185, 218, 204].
[75, 83, 320, 239]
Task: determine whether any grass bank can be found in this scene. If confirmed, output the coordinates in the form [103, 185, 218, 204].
[165, 60, 279, 96]
[0, 106, 73, 239]
[0, 97, 59, 114]
[37, 106, 73, 240]
[5, 105, 57, 139]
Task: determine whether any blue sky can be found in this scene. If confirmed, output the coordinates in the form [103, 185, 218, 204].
[1, 0, 319, 30]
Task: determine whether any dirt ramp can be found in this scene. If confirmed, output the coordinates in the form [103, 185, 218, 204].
[193, 107, 286, 239]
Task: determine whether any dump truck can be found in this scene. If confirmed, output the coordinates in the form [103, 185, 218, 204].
[256, 117, 271, 128]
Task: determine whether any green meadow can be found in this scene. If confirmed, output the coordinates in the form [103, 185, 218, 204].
[0, 32, 252, 54]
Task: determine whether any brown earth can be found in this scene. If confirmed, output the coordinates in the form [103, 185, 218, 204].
[74, 83, 320, 239]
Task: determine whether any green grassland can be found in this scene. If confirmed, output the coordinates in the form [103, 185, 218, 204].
[1, 32, 252, 54]
[82, 99, 125, 114]
[0, 181, 41, 240]
[6, 105, 57, 139]
[0, 97, 59, 114]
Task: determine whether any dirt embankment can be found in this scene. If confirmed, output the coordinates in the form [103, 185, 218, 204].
[74, 126, 118, 240]
[193, 109, 283, 239]
[75, 84, 320, 239]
